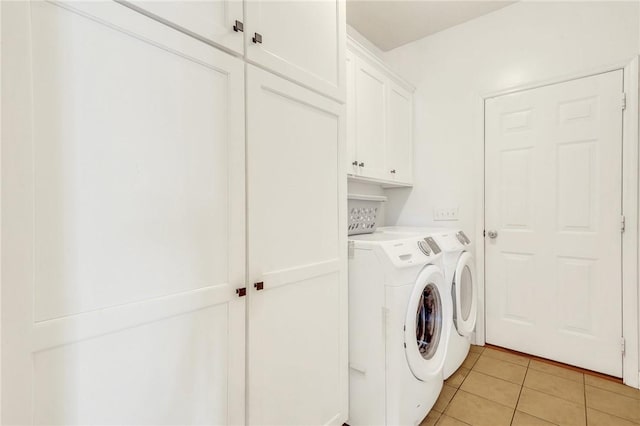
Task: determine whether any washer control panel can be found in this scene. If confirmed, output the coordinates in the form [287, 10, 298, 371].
[374, 235, 443, 268]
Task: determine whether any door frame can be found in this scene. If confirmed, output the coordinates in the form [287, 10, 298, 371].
[474, 57, 640, 388]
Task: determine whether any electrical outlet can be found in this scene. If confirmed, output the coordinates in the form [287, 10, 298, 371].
[434, 207, 459, 221]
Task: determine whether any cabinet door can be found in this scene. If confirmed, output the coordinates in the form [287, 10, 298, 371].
[246, 65, 348, 426]
[354, 57, 388, 180]
[386, 82, 413, 184]
[2, 2, 245, 424]
[123, 0, 244, 55]
[245, 0, 346, 101]
[346, 50, 358, 175]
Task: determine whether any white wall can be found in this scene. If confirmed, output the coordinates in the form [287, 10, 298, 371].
[378, 0, 639, 386]
[382, 1, 639, 237]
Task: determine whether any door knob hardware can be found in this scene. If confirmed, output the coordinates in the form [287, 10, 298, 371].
[487, 230, 498, 239]
[235, 287, 247, 297]
[254, 281, 264, 290]
[358, 162, 365, 167]
[351, 160, 358, 166]
[390, 169, 396, 174]
[233, 20, 244, 32]
[252, 33, 262, 44]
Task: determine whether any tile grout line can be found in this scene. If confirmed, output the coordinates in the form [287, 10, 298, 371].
[583, 373, 588, 426]
[509, 359, 529, 425]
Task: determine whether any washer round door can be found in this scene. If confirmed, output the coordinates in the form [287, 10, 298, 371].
[453, 251, 477, 336]
[404, 265, 452, 382]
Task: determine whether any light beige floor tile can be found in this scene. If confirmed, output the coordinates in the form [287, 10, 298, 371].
[461, 352, 480, 369]
[433, 384, 458, 413]
[584, 375, 640, 400]
[460, 370, 521, 408]
[421, 410, 441, 426]
[446, 367, 470, 389]
[512, 411, 558, 426]
[585, 385, 640, 423]
[472, 355, 528, 385]
[529, 360, 584, 384]
[517, 387, 586, 426]
[437, 415, 472, 426]
[586, 408, 637, 426]
[482, 347, 530, 367]
[469, 345, 485, 354]
[524, 369, 585, 405]
[445, 390, 514, 426]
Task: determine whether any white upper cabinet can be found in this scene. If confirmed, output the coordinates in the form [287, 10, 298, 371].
[354, 56, 388, 180]
[123, 0, 245, 55]
[347, 38, 414, 186]
[244, 0, 346, 102]
[386, 81, 413, 184]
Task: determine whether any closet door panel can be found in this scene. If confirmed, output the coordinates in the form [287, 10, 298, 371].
[2, 2, 245, 424]
[246, 65, 348, 426]
[386, 81, 413, 184]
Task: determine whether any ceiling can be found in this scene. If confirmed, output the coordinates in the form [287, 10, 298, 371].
[346, 1, 516, 51]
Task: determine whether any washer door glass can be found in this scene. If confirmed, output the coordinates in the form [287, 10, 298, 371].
[453, 251, 477, 336]
[404, 265, 451, 382]
[416, 283, 441, 360]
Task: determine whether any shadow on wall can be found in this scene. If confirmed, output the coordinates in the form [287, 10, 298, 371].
[384, 187, 413, 226]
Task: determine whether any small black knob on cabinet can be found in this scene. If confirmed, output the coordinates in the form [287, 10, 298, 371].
[351, 160, 358, 166]
[390, 169, 396, 174]
[233, 20, 244, 32]
[254, 281, 264, 290]
[252, 33, 263, 44]
[358, 162, 365, 167]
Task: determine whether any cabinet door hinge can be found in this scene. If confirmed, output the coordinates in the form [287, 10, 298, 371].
[622, 92, 627, 110]
[621, 215, 626, 233]
[483, 229, 486, 238]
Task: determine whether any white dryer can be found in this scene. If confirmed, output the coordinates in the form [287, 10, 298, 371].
[348, 231, 452, 426]
[379, 227, 478, 379]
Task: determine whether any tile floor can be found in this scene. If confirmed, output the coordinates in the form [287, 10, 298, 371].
[421, 345, 640, 426]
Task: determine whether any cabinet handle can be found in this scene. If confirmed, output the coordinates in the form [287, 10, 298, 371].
[254, 281, 264, 291]
[358, 162, 365, 167]
[390, 169, 396, 174]
[235, 287, 247, 297]
[252, 33, 263, 44]
[233, 20, 244, 32]
[351, 161, 358, 166]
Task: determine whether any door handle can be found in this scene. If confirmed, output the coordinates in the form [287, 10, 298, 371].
[252, 33, 262, 44]
[487, 230, 498, 239]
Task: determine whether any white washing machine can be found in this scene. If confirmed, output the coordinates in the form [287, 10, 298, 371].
[379, 227, 478, 379]
[348, 231, 452, 426]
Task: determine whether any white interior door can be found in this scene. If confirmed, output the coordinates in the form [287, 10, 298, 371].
[246, 65, 347, 426]
[244, 0, 346, 101]
[485, 70, 624, 376]
[123, 0, 244, 54]
[2, 2, 245, 423]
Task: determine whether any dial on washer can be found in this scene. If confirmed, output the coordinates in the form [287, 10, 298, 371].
[417, 240, 432, 256]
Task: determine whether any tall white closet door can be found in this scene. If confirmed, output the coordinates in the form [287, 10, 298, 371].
[244, 0, 346, 101]
[2, 2, 245, 424]
[246, 65, 348, 426]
